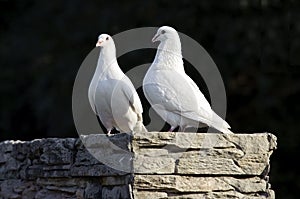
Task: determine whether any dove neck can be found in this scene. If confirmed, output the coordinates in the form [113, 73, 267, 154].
[94, 46, 122, 79]
[158, 39, 182, 54]
[99, 46, 117, 67]
[153, 39, 184, 71]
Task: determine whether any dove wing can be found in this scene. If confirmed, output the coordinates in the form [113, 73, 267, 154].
[120, 76, 143, 115]
[144, 70, 213, 125]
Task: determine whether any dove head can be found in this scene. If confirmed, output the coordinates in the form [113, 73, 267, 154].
[152, 26, 179, 43]
[96, 34, 115, 48]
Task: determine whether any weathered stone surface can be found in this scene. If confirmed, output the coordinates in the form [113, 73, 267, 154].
[80, 133, 131, 151]
[134, 191, 168, 198]
[81, 133, 133, 173]
[134, 190, 274, 199]
[133, 132, 277, 152]
[134, 175, 267, 193]
[176, 151, 270, 175]
[0, 132, 276, 199]
[101, 175, 132, 186]
[73, 142, 100, 166]
[102, 185, 132, 199]
[132, 132, 276, 176]
[70, 165, 127, 177]
[134, 154, 176, 174]
[0, 134, 133, 199]
[132, 132, 276, 198]
[39, 138, 76, 165]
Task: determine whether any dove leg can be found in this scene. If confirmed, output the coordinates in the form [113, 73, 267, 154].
[107, 128, 112, 136]
[137, 113, 143, 122]
[168, 126, 177, 132]
[179, 126, 187, 132]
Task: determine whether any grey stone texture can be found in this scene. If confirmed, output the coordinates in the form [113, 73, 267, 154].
[0, 132, 276, 199]
[0, 134, 133, 199]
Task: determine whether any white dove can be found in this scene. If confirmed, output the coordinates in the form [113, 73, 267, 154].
[143, 26, 233, 134]
[88, 34, 147, 135]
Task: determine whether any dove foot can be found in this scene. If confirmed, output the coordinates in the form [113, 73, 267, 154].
[168, 126, 177, 132]
[106, 129, 112, 136]
[179, 126, 187, 132]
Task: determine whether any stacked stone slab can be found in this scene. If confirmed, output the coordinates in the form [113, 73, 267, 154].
[0, 134, 133, 199]
[132, 132, 277, 199]
[0, 132, 276, 199]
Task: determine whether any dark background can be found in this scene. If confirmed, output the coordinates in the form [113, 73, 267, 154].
[0, 0, 299, 198]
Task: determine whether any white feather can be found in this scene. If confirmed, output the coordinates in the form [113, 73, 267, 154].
[143, 26, 233, 134]
[88, 34, 147, 133]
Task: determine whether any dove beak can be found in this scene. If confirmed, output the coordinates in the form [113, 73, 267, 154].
[152, 33, 160, 43]
[96, 39, 103, 47]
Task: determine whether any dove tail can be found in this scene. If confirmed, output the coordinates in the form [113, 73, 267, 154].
[211, 124, 233, 134]
[221, 128, 234, 134]
[140, 122, 148, 133]
[210, 112, 234, 134]
[133, 120, 148, 133]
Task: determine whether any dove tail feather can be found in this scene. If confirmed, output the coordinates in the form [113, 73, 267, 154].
[133, 121, 148, 133]
[210, 112, 233, 134]
[210, 123, 233, 134]
[221, 128, 234, 134]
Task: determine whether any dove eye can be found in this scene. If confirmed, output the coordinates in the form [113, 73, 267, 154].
[106, 37, 109, 40]
[161, 30, 166, 34]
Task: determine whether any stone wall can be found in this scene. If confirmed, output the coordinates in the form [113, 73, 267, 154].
[0, 132, 277, 199]
[0, 134, 133, 199]
[132, 132, 277, 199]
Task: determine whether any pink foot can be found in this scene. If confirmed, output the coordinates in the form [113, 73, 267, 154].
[168, 126, 176, 132]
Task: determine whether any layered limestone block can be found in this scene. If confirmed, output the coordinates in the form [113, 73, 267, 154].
[0, 132, 276, 199]
[133, 132, 276, 175]
[132, 132, 276, 199]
